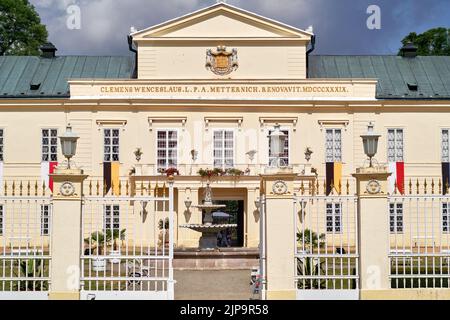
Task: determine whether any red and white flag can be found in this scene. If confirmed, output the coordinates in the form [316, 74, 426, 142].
[41, 162, 58, 192]
[388, 162, 405, 194]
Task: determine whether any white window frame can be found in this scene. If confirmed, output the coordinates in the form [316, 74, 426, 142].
[0, 204, 3, 236]
[326, 202, 342, 233]
[442, 129, 449, 163]
[267, 127, 291, 166]
[212, 128, 235, 169]
[325, 128, 342, 162]
[103, 128, 120, 162]
[155, 128, 179, 170]
[442, 203, 450, 233]
[40, 205, 50, 236]
[389, 203, 404, 233]
[41, 128, 58, 162]
[0, 128, 3, 162]
[387, 128, 404, 162]
[104, 204, 120, 233]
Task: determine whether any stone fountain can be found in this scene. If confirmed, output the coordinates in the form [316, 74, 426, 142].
[180, 182, 237, 250]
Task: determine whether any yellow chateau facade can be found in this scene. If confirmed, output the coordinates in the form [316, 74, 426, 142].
[1, 2, 450, 251]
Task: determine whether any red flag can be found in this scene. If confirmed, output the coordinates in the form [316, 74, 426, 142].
[396, 162, 405, 194]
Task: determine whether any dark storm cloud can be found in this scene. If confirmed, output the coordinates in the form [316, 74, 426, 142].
[30, 0, 450, 56]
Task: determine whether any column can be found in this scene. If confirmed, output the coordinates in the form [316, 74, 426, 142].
[261, 172, 297, 300]
[48, 167, 87, 300]
[246, 188, 260, 248]
[352, 166, 391, 299]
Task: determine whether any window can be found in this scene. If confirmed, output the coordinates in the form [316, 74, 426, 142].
[40, 205, 50, 235]
[389, 203, 404, 233]
[0, 129, 3, 162]
[387, 129, 404, 162]
[104, 205, 120, 232]
[42, 129, 58, 162]
[157, 130, 178, 169]
[326, 202, 342, 233]
[268, 129, 289, 165]
[325, 129, 342, 162]
[104, 129, 120, 162]
[0, 205, 3, 236]
[442, 130, 449, 163]
[213, 130, 234, 168]
[443, 203, 450, 233]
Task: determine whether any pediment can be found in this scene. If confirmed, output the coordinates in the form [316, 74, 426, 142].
[132, 3, 312, 40]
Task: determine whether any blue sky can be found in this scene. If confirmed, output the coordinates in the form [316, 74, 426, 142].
[30, 0, 450, 56]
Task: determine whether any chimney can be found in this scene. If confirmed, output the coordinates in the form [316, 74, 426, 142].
[400, 42, 418, 58]
[40, 42, 57, 58]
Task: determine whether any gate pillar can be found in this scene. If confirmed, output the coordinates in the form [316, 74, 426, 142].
[261, 171, 297, 300]
[352, 166, 391, 299]
[48, 168, 88, 300]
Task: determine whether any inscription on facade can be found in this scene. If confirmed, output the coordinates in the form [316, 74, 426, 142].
[99, 85, 349, 94]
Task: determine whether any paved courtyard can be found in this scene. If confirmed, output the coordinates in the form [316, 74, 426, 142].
[174, 269, 255, 300]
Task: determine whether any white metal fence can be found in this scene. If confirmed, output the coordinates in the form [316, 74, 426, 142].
[80, 181, 174, 300]
[0, 182, 52, 300]
[388, 188, 450, 289]
[294, 183, 359, 300]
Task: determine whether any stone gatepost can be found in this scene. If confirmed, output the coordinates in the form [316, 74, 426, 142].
[48, 167, 87, 300]
[352, 166, 391, 299]
[261, 170, 297, 300]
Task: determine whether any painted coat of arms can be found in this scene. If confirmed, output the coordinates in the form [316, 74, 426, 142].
[205, 46, 239, 76]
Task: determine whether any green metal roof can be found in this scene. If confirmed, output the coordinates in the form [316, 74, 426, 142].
[309, 55, 450, 99]
[0, 56, 134, 99]
[0, 54, 449, 100]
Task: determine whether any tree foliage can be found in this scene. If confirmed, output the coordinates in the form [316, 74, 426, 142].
[0, 0, 48, 56]
[399, 27, 450, 56]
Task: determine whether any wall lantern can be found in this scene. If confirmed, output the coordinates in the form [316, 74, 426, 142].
[269, 123, 287, 168]
[59, 125, 79, 169]
[254, 197, 261, 210]
[360, 122, 380, 167]
[185, 198, 192, 210]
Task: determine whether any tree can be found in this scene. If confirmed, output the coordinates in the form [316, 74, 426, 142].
[399, 27, 450, 56]
[0, 0, 48, 56]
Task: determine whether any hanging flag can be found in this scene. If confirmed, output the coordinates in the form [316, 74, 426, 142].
[326, 162, 342, 195]
[0, 162, 3, 192]
[41, 162, 58, 192]
[111, 162, 120, 195]
[325, 162, 334, 195]
[388, 162, 405, 194]
[442, 162, 450, 195]
[103, 162, 120, 195]
[333, 162, 342, 194]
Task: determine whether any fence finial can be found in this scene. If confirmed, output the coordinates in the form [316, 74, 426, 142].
[308, 181, 312, 196]
[19, 181, 23, 196]
[346, 180, 350, 195]
[431, 179, 435, 194]
[424, 179, 428, 195]
[338, 180, 342, 195]
[126, 180, 129, 196]
[35, 181, 38, 196]
[89, 180, 92, 196]
[439, 179, 442, 194]
[141, 180, 144, 196]
[416, 179, 420, 195]
[42, 181, 46, 196]
[4, 181, 7, 196]
[118, 180, 122, 196]
[96, 180, 100, 196]
[300, 181, 305, 195]
[409, 179, 412, 195]
[27, 181, 30, 196]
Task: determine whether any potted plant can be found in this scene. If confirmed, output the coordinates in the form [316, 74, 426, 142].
[224, 168, 244, 176]
[13, 259, 48, 291]
[165, 167, 180, 176]
[86, 231, 107, 272]
[106, 229, 126, 264]
[157, 218, 170, 247]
